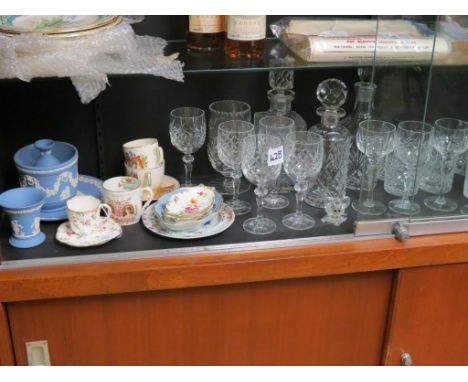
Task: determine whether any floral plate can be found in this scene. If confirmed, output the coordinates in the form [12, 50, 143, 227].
[56, 216, 122, 248]
[0, 15, 119, 35]
[142, 204, 235, 240]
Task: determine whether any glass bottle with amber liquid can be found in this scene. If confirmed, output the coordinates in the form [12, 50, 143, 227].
[187, 15, 225, 52]
[225, 15, 266, 59]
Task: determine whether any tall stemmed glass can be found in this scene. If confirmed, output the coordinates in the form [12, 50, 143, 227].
[241, 134, 283, 234]
[424, 118, 468, 212]
[207, 100, 251, 195]
[217, 120, 255, 215]
[282, 131, 324, 230]
[388, 121, 433, 215]
[259, 115, 295, 209]
[169, 107, 206, 186]
[352, 120, 396, 216]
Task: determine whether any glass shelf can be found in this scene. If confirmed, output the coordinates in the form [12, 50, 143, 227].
[164, 38, 451, 74]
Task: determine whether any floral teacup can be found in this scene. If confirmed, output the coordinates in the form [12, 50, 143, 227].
[102, 176, 154, 225]
[66, 195, 112, 236]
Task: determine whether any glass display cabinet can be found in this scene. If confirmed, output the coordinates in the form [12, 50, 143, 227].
[1, 15, 468, 367]
[0, 15, 467, 264]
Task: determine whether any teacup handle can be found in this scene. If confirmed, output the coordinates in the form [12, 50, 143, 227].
[99, 203, 113, 218]
[155, 146, 164, 164]
[141, 186, 154, 210]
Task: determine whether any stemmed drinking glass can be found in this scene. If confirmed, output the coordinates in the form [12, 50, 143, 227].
[260, 115, 295, 209]
[424, 118, 468, 212]
[207, 100, 251, 195]
[217, 120, 255, 215]
[169, 107, 206, 186]
[388, 121, 433, 215]
[282, 131, 324, 230]
[352, 120, 396, 216]
[241, 134, 283, 234]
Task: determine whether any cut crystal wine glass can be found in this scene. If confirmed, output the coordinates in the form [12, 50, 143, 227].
[282, 131, 324, 230]
[169, 107, 206, 187]
[217, 120, 255, 215]
[241, 134, 283, 234]
[352, 120, 396, 216]
[424, 118, 468, 212]
[207, 100, 251, 195]
[260, 115, 295, 209]
[388, 121, 433, 215]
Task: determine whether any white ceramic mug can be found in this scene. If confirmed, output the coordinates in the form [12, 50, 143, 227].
[66, 195, 112, 236]
[102, 176, 154, 225]
[122, 138, 164, 169]
[124, 161, 165, 198]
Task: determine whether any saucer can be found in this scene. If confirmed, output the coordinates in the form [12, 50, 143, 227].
[56, 217, 122, 248]
[152, 175, 180, 201]
[142, 203, 235, 240]
[77, 175, 103, 199]
[40, 174, 103, 221]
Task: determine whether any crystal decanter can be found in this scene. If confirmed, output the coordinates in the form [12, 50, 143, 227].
[305, 79, 351, 209]
[340, 81, 377, 191]
[254, 70, 307, 133]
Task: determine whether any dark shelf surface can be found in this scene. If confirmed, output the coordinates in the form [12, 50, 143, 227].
[2, 174, 468, 268]
[0, 181, 355, 267]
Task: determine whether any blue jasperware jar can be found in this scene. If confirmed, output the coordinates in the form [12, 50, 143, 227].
[14, 139, 79, 220]
[0, 187, 47, 248]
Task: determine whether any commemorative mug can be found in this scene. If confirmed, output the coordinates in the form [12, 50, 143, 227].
[122, 138, 164, 169]
[102, 176, 154, 225]
[124, 161, 165, 198]
[66, 195, 112, 236]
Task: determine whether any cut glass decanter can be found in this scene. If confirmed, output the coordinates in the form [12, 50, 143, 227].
[305, 79, 351, 209]
[254, 70, 307, 133]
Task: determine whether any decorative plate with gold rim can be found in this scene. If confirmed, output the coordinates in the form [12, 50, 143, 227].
[0, 15, 120, 35]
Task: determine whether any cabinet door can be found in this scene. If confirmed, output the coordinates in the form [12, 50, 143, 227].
[384, 263, 468, 365]
[8, 271, 392, 365]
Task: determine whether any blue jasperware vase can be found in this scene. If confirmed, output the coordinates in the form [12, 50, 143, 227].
[0, 187, 47, 248]
[14, 139, 79, 220]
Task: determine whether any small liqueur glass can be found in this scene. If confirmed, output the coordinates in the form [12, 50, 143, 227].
[207, 100, 251, 195]
[388, 121, 433, 215]
[217, 120, 255, 215]
[260, 115, 295, 209]
[241, 134, 283, 234]
[169, 107, 206, 187]
[352, 120, 396, 216]
[282, 131, 324, 230]
[424, 118, 468, 212]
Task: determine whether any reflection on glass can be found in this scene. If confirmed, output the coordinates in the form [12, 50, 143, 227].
[424, 118, 468, 212]
[388, 121, 433, 215]
[352, 120, 396, 216]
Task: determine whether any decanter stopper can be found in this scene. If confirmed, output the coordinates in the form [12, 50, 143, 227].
[269, 70, 294, 90]
[357, 67, 373, 82]
[316, 79, 347, 118]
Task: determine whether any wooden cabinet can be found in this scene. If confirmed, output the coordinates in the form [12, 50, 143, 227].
[8, 271, 392, 365]
[383, 262, 468, 366]
[2, 234, 468, 365]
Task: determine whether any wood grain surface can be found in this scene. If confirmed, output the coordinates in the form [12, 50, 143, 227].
[0, 303, 15, 365]
[383, 262, 468, 365]
[8, 271, 393, 365]
[1, 232, 468, 303]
